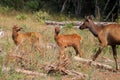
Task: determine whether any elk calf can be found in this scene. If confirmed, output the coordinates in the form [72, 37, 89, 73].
[12, 25, 44, 57]
[79, 16, 120, 70]
[54, 27, 82, 61]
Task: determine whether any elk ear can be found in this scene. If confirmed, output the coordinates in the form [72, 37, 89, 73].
[87, 16, 93, 20]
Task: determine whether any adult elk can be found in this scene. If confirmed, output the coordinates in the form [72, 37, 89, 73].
[12, 25, 45, 57]
[54, 27, 82, 62]
[79, 16, 120, 70]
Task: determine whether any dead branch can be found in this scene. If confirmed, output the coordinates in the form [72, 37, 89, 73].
[98, 57, 114, 63]
[65, 70, 87, 79]
[61, 0, 68, 13]
[43, 62, 87, 79]
[104, 2, 117, 21]
[73, 56, 115, 71]
[4, 54, 87, 79]
[103, 0, 110, 13]
[2, 66, 47, 77]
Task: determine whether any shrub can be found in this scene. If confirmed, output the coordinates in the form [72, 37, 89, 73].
[25, 1, 39, 11]
[0, 6, 12, 14]
[65, 23, 73, 28]
[16, 14, 28, 20]
[33, 11, 51, 23]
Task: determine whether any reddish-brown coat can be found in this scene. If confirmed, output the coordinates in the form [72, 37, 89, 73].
[12, 25, 44, 57]
[54, 27, 82, 62]
[79, 16, 120, 70]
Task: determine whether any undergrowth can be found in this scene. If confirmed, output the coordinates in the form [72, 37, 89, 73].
[0, 10, 120, 80]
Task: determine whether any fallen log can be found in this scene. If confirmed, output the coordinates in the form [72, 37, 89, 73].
[45, 20, 117, 28]
[73, 56, 115, 71]
[45, 20, 82, 26]
[65, 70, 87, 79]
[2, 66, 47, 77]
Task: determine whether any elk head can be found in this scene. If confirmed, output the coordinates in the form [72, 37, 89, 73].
[79, 16, 93, 30]
[13, 25, 23, 32]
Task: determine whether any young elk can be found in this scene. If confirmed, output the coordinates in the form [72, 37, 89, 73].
[79, 16, 120, 70]
[54, 27, 82, 62]
[12, 25, 45, 57]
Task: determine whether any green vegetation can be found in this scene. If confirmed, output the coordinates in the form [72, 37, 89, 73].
[0, 0, 119, 21]
[16, 14, 28, 20]
[0, 2, 119, 79]
[33, 11, 51, 23]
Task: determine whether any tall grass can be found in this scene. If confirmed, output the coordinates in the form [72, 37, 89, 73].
[0, 11, 120, 80]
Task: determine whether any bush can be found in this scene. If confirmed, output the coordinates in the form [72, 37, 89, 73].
[16, 14, 28, 20]
[0, 5, 12, 14]
[33, 11, 51, 23]
[65, 23, 73, 28]
[25, 1, 39, 11]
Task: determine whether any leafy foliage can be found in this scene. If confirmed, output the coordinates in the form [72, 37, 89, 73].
[33, 11, 51, 23]
[0, 5, 12, 14]
[16, 14, 28, 20]
[0, 0, 119, 21]
[25, 1, 39, 11]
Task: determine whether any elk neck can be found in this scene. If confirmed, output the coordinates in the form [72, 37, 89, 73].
[12, 30, 18, 41]
[88, 20, 100, 37]
[54, 33, 58, 42]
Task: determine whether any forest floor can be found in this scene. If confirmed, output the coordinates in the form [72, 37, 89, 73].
[0, 14, 120, 80]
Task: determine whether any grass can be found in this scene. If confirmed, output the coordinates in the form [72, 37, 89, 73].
[0, 12, 120, 80]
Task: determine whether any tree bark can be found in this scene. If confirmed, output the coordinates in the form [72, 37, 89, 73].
[104, 2, 117, 21]
[73, 0, 81, 15]
[60, 0, 68, 13]
[95, 0, 100, 21]
[103, 0, 110, 13]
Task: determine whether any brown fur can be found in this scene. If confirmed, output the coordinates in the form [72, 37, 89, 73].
[12, 25, 44, 57]
[54, 27, 82, 62]
[79, 16, 120, 70]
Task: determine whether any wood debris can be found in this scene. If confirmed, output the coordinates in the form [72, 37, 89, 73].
[74, 56, 116, 71]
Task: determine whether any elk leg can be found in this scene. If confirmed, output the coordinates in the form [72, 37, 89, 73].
[59, 47, 66, 63]
[34, 42, 45, 57]
[93, 44, 105, 61]
[73, 45, 82, 57]
[111, 45, 118, 70]
[38, 46, 45, 57]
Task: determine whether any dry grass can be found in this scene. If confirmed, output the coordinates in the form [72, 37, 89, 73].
[0, 13, 120, 80]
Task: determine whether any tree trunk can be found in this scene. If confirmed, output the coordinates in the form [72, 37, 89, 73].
[103, 0, 110, 14]
[104, 2, 117, 21]
[60, 0, 68, 13]
[95, 0, 100, 21]
[74, 0, 81, 16]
